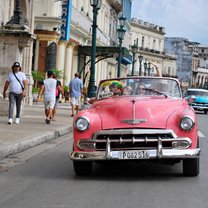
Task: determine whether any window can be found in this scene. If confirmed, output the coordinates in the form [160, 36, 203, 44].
[153, 39, 156, 50]
[142, 36, 144, 48]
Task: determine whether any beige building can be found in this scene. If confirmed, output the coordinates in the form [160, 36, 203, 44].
[130, 18, 176, 77]
[191, 45, 208, 88]
[0, 0, 132, 114]
[0, 0, 34, 115]
[33, 0, 130, 90]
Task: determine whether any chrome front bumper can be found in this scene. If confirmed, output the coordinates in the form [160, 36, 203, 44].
[70, 148, 201, 161]
[71, 129, 200, 161]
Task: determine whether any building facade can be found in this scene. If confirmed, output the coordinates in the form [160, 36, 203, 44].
[0, 0, 133, 113]
[0, 0, 34, 115]
[191, 44, 208, 88]
[33, 0, 132, 91]
[162, 37, 208, 89]
[130, 18, 177, 77]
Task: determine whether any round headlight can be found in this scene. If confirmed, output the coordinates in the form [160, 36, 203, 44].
[75, 117, 90, 132]
[180, 116, 194, 131]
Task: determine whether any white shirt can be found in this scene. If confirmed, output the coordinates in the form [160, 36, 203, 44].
[43, 78, 57, 102]
[7, 72, 27, 94]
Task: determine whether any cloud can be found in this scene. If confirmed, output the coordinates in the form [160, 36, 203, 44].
[132, 0, 208, 45]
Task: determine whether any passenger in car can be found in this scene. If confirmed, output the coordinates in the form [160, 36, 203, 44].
[109, 81, 123, 96]
[123, 85, 133, 95]
[136, 84, 146, 95]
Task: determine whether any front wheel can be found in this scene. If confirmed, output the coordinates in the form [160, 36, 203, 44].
[183, 158, 199, 176]
[73, 161, 93, 176]
[204, 110, 208, 114]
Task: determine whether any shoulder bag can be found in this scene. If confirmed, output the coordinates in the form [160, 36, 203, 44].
[13, 72, 25, 96]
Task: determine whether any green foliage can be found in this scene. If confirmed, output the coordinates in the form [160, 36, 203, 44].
[32, 70, 44, 88]
[32, 87, 39, 94]
[32, 70, 44, 81]
[64, 85, 69, 92]
[52, 69, 63, 79]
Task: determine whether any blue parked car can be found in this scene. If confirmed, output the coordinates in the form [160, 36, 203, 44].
[185, 88, 208, 114]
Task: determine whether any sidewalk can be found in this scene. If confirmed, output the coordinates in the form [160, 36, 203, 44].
[0, 102, 73, 160]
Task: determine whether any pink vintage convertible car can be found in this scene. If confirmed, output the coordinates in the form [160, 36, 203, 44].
[70, 77, 200, 176]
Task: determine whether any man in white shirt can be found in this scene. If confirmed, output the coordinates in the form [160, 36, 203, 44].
[37, 70, 62, 124]
[3, 62, 27, 124]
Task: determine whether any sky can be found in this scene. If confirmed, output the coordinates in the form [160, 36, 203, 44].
[132, 0, 208, 46]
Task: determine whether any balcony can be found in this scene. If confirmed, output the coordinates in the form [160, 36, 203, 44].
[71, 6, 110, 45]
[139, 47, 165, 56]
[71, 7, 91, 37]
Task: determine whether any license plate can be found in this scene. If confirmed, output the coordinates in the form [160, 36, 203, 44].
[120, 150, 150, 159]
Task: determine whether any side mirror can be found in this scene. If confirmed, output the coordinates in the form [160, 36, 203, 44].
[80, 97, 95, 110]
[88, 97, 96, 104]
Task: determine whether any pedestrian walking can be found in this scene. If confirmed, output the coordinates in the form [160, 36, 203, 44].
[69, 72, 83, 116]
[51, 73, 64, 121]
[3, 62, 27, 124]
[37, 70, 62, 124]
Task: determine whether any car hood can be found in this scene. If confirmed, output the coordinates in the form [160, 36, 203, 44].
[93, 97, 185, 129]
[194, 96, 208, 103]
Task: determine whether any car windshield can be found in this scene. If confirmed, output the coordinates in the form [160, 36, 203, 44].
[186, 90, 208, 96]
[97, 77, 181, 99]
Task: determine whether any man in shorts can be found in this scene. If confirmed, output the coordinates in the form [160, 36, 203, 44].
[69, 72, 83, 117]
[37, 70, 61, 124]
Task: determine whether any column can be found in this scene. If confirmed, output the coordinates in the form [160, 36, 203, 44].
[34, 38, 39, 71]
[96, 61, 100, 86]
[57, 40, 67, 84]
[64, 42, 76, 86]
[134, 57, 139, 75]
[22, 45, 34, 106]
[71, 48, 78, 79]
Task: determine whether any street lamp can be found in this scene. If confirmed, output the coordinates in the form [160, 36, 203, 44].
[131, 38, 138, 76]
[117, 15, 127, 77]
[138, 54, 143, 76]
[88, 0, 101, 98]
[5, 0, 25, 26]
[147, 61, 151, 76]
[144, 60, 147, 76]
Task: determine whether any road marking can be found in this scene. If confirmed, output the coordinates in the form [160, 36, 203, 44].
[198, 131, 205, 138]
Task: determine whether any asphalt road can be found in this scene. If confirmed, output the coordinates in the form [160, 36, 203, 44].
[0, 113, 207, 208]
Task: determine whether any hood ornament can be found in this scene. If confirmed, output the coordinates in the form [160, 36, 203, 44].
[121, 118, 147, 125]
[120, 99, 147, 125]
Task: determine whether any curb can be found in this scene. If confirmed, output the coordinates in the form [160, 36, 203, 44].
[0, 126, 72, 160]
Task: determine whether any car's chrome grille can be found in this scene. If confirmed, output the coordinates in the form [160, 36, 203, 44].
[92, 129, 176, 150]
[192, 102, 207, 105]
